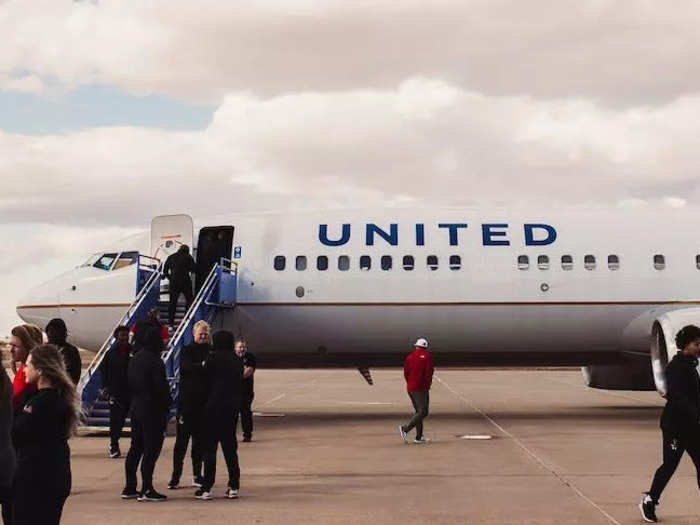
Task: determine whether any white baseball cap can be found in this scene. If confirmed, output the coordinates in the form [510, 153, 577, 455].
[414, 338, 429, 348]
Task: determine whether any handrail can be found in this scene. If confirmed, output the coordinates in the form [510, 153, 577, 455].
[78, 259, 162, 395]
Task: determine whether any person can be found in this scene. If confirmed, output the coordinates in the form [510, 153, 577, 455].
[398, 338, 434, 444]
[196, 330, 242, 500]
[123, 327, 170, 502]
[640, 325, 700, 522]
[101, 325, 133, 458]
[163, 245, 196, 330]
[168, 320, 211, 489]
[12, 344, 81, 525]
[0, 349, 16, 525]
[9, 324, 43, 411]
[234, 338, 256, 442]
[46, 318, 82, 385]
[130, 308, 169, 346]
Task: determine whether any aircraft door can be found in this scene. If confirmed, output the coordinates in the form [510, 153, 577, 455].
[196, 226, 234, 291]
[151, 214, 194, 263]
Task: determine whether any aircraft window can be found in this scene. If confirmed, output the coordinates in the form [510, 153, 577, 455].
[403, 255, 414, 271]
[113, 251, 139, 270]
[537, 255, 549, 270]
[449, 255, 461, 270]
[317, 256, 328, 271]
[381, 255, 392, 271]
[274, 256, 286, 271]
[584, 255, 596, 270]
[561, 255, 573, 270]
[296, 256, 307, 271]
[608, 254, 620, 270]
[427, 255, 438, 271]
[338, 255, 350, 271]
[517, 255, 529, 270]
[360, 255, 371, 271]
[93, 253, 118, 271]
[654, 254, 665, 270]
[696, 255, 700, 269]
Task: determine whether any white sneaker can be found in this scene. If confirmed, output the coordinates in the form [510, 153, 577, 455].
[194, 489, 212, 500]
[398, 425, 408, 443]
[414, 436, 431, 444]
[225, 488, 239, 499]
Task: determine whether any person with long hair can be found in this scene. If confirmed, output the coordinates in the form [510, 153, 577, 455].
[123, 327, 170, 501]
[9, 324, 43, 410]
[0, 350, 16, 525]
[45, 318, 82, 385]
[11, 344, 81, 525]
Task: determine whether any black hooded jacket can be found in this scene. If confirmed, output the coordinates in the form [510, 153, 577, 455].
[127, 329, 170, 421]
[178, 341, 210, 412]
[660, 352, 700, 437]
[164, 247, 196, 286]
[204, 332, 243, 414]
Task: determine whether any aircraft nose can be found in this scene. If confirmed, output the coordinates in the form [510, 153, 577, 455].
[16, 280, 61, 329]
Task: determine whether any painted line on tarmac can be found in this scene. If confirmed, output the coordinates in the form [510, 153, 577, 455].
[434, 375, 622, 525]
[257, 393, 287, 408]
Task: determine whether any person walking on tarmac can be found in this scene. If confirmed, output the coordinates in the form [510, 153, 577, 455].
[398, 338, 434, 444]
[123, 327, 170, 502]
[640, 325, 700, 522]
[101, 325, 133, 459]
[163, 245, 196, 331]
[45, 318, 82, 385]
[196, 330, 243, 500]
[168, 320, 211, 489]
[234, 338, 256, 442]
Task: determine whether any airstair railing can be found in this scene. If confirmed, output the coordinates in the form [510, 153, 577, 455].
[79, 255, 163, 414]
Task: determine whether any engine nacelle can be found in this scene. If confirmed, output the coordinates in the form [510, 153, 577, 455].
[582, 361, 655, 391]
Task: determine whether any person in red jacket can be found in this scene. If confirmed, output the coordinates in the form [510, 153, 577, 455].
[399, 338, 434, 444]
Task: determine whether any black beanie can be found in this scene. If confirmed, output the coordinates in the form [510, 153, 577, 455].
[212, 330, 234, 352]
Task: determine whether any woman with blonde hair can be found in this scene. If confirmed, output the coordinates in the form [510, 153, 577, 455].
[8, 324, 43, 410]
[12, 344, 81, 524]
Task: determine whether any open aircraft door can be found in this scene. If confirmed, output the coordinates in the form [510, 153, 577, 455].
[151, 214, 194, 263]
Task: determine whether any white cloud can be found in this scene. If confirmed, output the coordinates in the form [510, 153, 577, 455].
[2, 73, 44, 94]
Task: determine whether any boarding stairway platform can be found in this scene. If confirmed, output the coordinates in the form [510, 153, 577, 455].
[78, 257, 237, 430]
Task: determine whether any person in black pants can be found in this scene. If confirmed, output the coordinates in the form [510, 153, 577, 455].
[164, 245, 196, 329]
[0, 352, 15, 525]
[641, 325, 700, 522]
[45, 318, 82, 385]
[234, 338, 256, 442]
[12, 344, 81, 525]
[195, 330, 243, 500]
[101, 325, 133, 458]
[168, 320, 211, 489]
[123, 327, 170, 502]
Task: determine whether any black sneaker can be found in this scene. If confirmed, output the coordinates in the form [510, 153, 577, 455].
[121, 488, 139, 499]
[194, 488, 212, 500]
[167, 479, 179, 490]
[193, 477, 203, 488]
[639, 493, 657, 523]
[138, 489, 167, 502]
[109, 447, 121, 459]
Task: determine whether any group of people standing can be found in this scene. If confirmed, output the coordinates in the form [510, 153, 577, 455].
[99, 319, 256, 502]
[1, 321, 82, 525]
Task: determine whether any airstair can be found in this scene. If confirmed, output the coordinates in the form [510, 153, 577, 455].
[78, 257, 237, 429]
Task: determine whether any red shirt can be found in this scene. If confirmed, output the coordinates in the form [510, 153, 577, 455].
[12, 364, 37, 410]
[403, 348, 434, 392]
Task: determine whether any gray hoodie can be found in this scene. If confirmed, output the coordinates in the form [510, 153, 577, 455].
[0, 378, 16, 489]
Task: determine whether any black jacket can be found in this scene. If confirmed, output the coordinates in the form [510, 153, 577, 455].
[178, 342, 210, 412]
[661, 353, 700, 437]
[101, 343, 132, 402]
[128, 349, 170, 421]
[164, 250, 196, 286]
[12, 388, 71, 495]
[59, 343, 82, 385]
[204, 350, 243, 414]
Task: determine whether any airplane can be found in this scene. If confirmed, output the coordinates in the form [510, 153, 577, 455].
[14, 209, 700, 396]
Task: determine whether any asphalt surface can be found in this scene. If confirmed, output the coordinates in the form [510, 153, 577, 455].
[60, 369, 700, 524]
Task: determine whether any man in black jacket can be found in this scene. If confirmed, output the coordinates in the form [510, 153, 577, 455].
[168, 320, 211, 489]
[641, 325, 700, 522]
[101, 325, 133, 458]
[164, 245, 196, 329]
[123, 327, 170, 502]
[234, 338, 256, 442]
[195, 330, 243, 500]
[46, 318, 82, 385]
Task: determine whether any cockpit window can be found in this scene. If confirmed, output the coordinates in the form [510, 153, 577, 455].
[113, 251, 139, 270]
[80, 253, 101, 267]
[93, 253, 118, 271]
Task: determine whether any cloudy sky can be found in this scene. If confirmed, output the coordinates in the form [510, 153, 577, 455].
[2, 0, 700, 334]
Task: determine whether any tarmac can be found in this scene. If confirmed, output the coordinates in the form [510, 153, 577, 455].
[61, 368, 700, 524]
